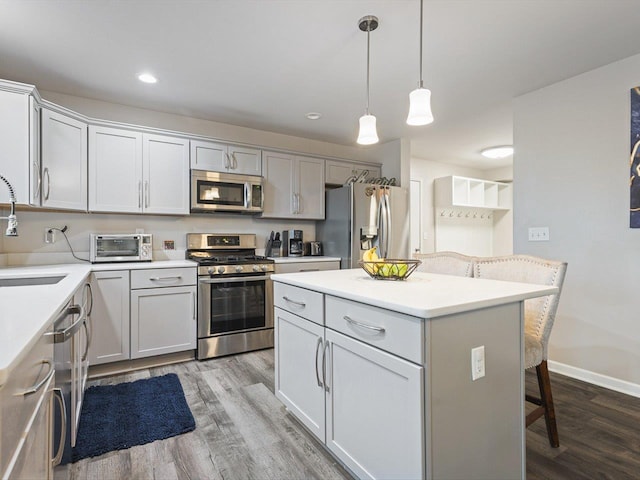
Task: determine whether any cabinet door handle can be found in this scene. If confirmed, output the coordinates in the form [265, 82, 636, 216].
[344, 315, 386, 334]
[297, 193, 303, 214]
[231, 152, 238, 169]
[192, 291, 196, 320]
[52, 387, 67, 467]
[138, 181, 142, 208]
[21, 360, 54, 396]
[282, 296, 305, 307]
[43, 167, 50, 201]
[149, 275, 182, 281]
[322, 340, 330, 393]
[224, 153, 230, 169]
[144, 180, 150, 208]
[315, 337, 323, 388]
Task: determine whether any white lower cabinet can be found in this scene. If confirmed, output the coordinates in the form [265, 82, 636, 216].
[275, 295, 424, 480]
[325, 329, 423, 480]
[89, 270, 130, 365]
[130, 285, 197, 359]
[89, 267, 197, 364]
[275, 307, 326, 441]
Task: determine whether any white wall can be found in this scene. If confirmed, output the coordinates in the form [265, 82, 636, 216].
[514, 53, 640, 392]
[410, 158, 512, 255]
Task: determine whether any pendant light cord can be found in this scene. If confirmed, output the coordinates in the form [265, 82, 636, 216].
[366, 27, 371, 114]
[418, 0, 424, 88]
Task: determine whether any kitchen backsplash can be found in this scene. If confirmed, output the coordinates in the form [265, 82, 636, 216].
[1, 210, 317, 266]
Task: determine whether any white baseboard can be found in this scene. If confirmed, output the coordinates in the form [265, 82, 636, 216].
[548, 360, 640, 398]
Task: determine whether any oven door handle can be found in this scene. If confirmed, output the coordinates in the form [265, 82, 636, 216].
[199, 275, 269, 284]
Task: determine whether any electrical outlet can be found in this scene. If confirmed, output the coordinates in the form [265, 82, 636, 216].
[471, 345, 485, 381]
[528, 227, 550, 242]
[44, 228, 55, 244]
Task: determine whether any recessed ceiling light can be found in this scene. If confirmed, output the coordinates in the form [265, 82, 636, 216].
[138, 73, 158, 84]
[305, 112, 322, 120]
[480, 146, 514, 159]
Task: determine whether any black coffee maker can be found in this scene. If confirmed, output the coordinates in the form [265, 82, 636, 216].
[283, 229, 303, 257]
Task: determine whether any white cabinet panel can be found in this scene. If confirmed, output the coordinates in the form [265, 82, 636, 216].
[88, 128, 188, 214]
[130, 285, 197, 359]
[88, 125, 142, 213]
[89, 271, 130, 365]
[0, 84, 40, 206]
[274, 307, 326, 441]
[296, 156, 325, 219]
[41, 108, 87, 210]
[143, 133, 190, 215]
[325, 160, 381, 186]
[191, 139, 261, 176]
[326, 329, 423, 480]
[261, 151, 325, 219]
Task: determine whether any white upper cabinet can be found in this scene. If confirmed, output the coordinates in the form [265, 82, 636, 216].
[143, 133, 189, 215]
[0, 81, 40, 206]
[261, 151, 325, 220]
[41, 107, 87, 211]
[89, 125, 143, 213]
[190, 139, 261, 176]
[325, 160, 381, 186]
[88, 126, 189, 214]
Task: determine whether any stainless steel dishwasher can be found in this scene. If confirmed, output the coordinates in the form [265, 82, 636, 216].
[51, 288, 90, 467]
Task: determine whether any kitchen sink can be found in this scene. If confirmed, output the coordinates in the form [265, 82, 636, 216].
[0, 274, 66, 287]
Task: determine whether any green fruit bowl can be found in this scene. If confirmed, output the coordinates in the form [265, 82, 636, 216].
[358, 259, 422, 281]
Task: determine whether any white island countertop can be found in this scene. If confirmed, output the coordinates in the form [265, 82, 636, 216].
[268, 256, 341, 264]
[0, 260, 196, 386]
[271, 268, 558, 318]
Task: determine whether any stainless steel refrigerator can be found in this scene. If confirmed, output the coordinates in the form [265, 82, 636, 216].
[316, 183, 410, 269]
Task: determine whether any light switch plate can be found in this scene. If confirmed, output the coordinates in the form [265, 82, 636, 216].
[471, 345, 485, 381]
[528, 227, 549, 242]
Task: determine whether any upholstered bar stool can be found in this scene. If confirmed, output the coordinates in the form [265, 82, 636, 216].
[412, 251, 474, 277]
[473, 254, 567, 448]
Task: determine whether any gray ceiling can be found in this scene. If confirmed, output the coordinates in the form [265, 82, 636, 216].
[2, 0, 640, 169]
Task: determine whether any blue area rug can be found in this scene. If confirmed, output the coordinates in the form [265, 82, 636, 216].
[69, 373, 195, 463]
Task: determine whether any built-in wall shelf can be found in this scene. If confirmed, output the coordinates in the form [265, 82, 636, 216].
[434, 175, 512, 210]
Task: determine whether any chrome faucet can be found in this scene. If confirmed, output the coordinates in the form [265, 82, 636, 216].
[0, 174, 18, 236]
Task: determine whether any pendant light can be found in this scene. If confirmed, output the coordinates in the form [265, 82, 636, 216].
[406, 0, 434, 126]
[357, 15, 379, 145]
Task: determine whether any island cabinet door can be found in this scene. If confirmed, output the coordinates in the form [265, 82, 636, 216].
[274, 307, 326, 442]
[325, 329, 424, 480]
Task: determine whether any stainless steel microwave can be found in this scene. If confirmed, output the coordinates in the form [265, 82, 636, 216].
[190, 170, 264, 214]
[89, 234, 153, 263]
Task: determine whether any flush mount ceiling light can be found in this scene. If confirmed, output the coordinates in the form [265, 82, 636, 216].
[137, 73, 158, 84]
[305, 112, 322, 120]
[356, 15, 379, 146]
[481, 146, 514, 159]
[406, 0, 434, 126]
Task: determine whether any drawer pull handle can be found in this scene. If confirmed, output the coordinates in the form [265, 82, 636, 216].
[283, 296, 306, 307]
[299, 269, 320, 272]
[21, 360, 54, 396]
[344, 315, 386, 334]
[150, 275, 182, 281]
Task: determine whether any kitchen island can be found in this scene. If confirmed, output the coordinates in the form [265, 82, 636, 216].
[271, 268, 557, 480]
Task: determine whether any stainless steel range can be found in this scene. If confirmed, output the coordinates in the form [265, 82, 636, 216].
[186, 233, 275, 360]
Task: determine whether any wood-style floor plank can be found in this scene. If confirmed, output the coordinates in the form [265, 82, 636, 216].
[68, 350, 640, 480]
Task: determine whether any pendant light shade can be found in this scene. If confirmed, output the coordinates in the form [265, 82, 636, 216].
[407, 87, 433, 126]
[357, 114, 379, 145]
[407, 0, 434, 126]
[356, 15, 379, 146]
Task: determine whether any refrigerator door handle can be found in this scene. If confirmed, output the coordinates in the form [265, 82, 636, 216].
[383, 190, 392, 258]
[378, 189, 390, 258]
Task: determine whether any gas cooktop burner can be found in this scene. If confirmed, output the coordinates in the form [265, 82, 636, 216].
[186, 233, 274, 276]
